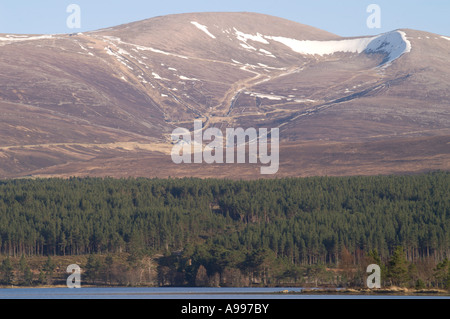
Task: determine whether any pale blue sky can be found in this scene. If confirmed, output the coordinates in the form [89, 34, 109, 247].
[0, 0, 448, 37]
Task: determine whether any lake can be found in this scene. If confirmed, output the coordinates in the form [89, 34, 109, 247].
[0, 287, 448, 299]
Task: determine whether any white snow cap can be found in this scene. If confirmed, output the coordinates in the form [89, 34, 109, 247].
[365, 31, 411, 65]
[266, 30, 412, 66]
[265, 35, 373, 56]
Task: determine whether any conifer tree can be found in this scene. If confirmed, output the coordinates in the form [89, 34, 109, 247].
[1, 257, 14, 285]
[387, 247, 410, 287]
[433, 258, 450, 289]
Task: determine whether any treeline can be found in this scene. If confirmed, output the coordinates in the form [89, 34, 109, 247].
[157, 245, 450, 289]
[1, 246, 449, 289]
[0, 172, 448, 269]
[0, 254, 158, 287]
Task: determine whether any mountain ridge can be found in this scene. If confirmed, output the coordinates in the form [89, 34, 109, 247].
[0, 12, 448, 179]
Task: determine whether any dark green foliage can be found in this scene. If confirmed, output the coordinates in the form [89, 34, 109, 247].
[387, 246, 410, 286]
[42, 256, 56, 285]
[433, 258, 450, 289]
[0, 256, 13, 285]
[0, 172, 447, 279]
[415, 278, 426, 290]
[18, 254, 33, 286]
[85, 254, 102, 284]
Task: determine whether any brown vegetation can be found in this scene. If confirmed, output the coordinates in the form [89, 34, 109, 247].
[0, 13, 448, 179]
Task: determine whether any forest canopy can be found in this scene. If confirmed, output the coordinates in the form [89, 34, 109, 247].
[0, 172, 448, 266]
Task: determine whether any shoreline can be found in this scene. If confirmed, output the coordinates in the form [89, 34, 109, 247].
[287, 287, 450, 296]
[1, 285, 448, 297]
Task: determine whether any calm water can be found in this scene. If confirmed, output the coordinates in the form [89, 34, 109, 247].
[0, 287, 448, 299]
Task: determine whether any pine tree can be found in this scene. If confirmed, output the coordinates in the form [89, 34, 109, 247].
[18, 255, 33, 286]
[104, 255, 114, 285]
[38, 270, 46, 286]
[85, 254, 101, 285]
[22, 266, 33, 286]
[387, 247, 410, 287]
[1, 257, 14, 285]
[43, 256, 56, 285]
[433, 258, 450, 289]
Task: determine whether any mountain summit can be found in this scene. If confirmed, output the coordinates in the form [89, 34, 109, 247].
[0, 12, 448, 178]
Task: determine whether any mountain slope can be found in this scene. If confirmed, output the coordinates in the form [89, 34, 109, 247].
[0, 12, 448, 179]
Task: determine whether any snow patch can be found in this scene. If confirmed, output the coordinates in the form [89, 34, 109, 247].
[117, 47, 132, 56]
[104, 36, 189, 60]
[259, 48, 276, 58]
[441, 36, 450, 41]
[265, 30, 411, 66]
[234, 28, 271, 53]
[0, 34, 54, 43]
[105, 47, 115, 56]
[191, 21, 216, 39]
[248, 92, 283, 101]
[234, 29, 269, 44]
[265, 35, 373, 56]
[179, 75, 199, 81]
[365, 31, 411, 65]
[76, 42, 95, 57]
[137, 75, 148, 84]
[240, 43, 257, 51]
[137, 46, 189, 59]
[104, 46, 135, 70]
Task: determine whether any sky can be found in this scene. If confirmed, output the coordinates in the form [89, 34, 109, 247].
[0, 0, 448, 37]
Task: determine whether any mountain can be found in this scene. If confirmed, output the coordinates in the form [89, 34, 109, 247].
[0, 12, 448, 179]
